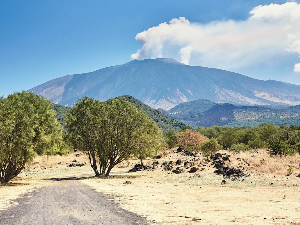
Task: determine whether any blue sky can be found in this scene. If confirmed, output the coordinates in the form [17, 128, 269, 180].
[1, 0, 299, 96]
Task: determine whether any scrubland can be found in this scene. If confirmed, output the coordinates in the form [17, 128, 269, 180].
[1, 149, 300, 224]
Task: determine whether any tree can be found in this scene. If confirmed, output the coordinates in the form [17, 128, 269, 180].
[176, 129, 208, 148]
[201, 138, 222, 157]
[0, 92, 63, 183]
[164, 130, 177, 149]
[66, 97, 162, 176]
[267, 137, 292, 156]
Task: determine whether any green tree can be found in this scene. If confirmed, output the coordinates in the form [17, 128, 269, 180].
[66, 97, 162, 176]
[201, 138, 222, 157]
[268, 137, 292, 156]
[0, 92, 63, 183]
[164, 130, 177, 149]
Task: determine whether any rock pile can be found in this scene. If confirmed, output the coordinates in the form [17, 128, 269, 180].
[128, 148, 248, 179]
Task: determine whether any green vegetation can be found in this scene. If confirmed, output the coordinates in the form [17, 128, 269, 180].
[118, 95, 185, 132]
[52, 95, 185, 133]
[52, 103, 70, 127]
[197, 123, 300, 156]
[164, 131, 177, 149]
[200, 138, 222, 157]
[167, 100, 300, 128]
[66, 97, 163, 176]
[0, 92, 63, 183]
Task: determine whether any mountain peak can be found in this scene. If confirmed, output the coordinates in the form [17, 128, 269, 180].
[29, 59, 300, 109]
[129, 58, 182, 65]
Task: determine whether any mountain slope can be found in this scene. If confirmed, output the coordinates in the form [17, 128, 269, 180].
[166, 100, 300, 128]
[29, 58, 300, 110]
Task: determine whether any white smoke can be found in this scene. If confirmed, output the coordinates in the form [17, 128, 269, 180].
[131, 3, 300, 72]
[295, 63, 300, 72]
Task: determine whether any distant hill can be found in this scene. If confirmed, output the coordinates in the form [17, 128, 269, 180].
[52, 95, 185, 133]
[165, 99, 300, 128]
[29, 58, 300, 110]
[116, 95, 185, 132]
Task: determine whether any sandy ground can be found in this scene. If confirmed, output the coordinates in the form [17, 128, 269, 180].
[82, 169, 300, 225]
[1, 150, 300, 224]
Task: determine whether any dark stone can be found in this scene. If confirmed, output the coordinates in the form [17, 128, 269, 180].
[184, 161, 194, 168]
[211, 153, 222, 160]
[128, 164, 149, 172]
[68, 163, 84, 167]
[222, 156, 230, 161]
[177, 147, 184, 152]
[152, 161, 159, 166]
[221, 180, 226, 185]
[189, 167, 198, 173]
[172, 167, 184, 174]
[123, 181, 132, 184]
[176, 159, 182, 165]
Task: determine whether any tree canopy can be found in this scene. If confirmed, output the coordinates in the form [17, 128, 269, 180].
[66, 97, 162, 176]
[0, 92, 63, 183]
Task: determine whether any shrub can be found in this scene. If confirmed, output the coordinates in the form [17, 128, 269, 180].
[200, 138, 222, 157]
[164, 131, 177, 149]
[248, 138, 266, 149]
[267, 138, 294, 156]
[176, 129, 208, 148]
[230, 143, 250, 152]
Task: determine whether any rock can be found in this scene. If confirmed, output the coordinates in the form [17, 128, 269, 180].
[176, 159, 182, 165]
[184, 161, 194, 168]
[123, 181, 132, 184]
[172, 167, 184, 174]
[68, 163, 85, 167]
[211, 153, 222, 160]
[177, 147, 184, 152]
[128, 164, 149, 172]
[189, 167, 198, 173]
[152, 161, 159, 166]
[221, 180, 226, 185]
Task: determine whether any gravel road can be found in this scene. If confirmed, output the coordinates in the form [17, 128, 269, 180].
[0, 179, 148, 225]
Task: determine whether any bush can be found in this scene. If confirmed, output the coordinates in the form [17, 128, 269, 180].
[164, 131, 177, 149]
[176, 129, 208, 148]
[267, 138, 294, 156]
[230, 143, 250, 152]
[248, 138, 266, 149]
[200, 138, 222, 157]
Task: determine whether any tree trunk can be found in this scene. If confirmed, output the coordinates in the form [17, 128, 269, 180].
[140, 158, 143, 166]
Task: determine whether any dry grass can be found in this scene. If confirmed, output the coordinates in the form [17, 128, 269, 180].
[229, 149, 300, 176]
[1, 149, 300, 224]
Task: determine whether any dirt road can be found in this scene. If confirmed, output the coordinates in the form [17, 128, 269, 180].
[0, 179, 148, 225]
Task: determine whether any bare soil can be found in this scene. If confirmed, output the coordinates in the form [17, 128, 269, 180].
[0, 179, 147, 225]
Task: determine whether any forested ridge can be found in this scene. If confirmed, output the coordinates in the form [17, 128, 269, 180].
[166, 99, 300, 128]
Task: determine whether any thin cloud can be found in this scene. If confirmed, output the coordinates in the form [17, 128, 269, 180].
[131, 2, 300, 72]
